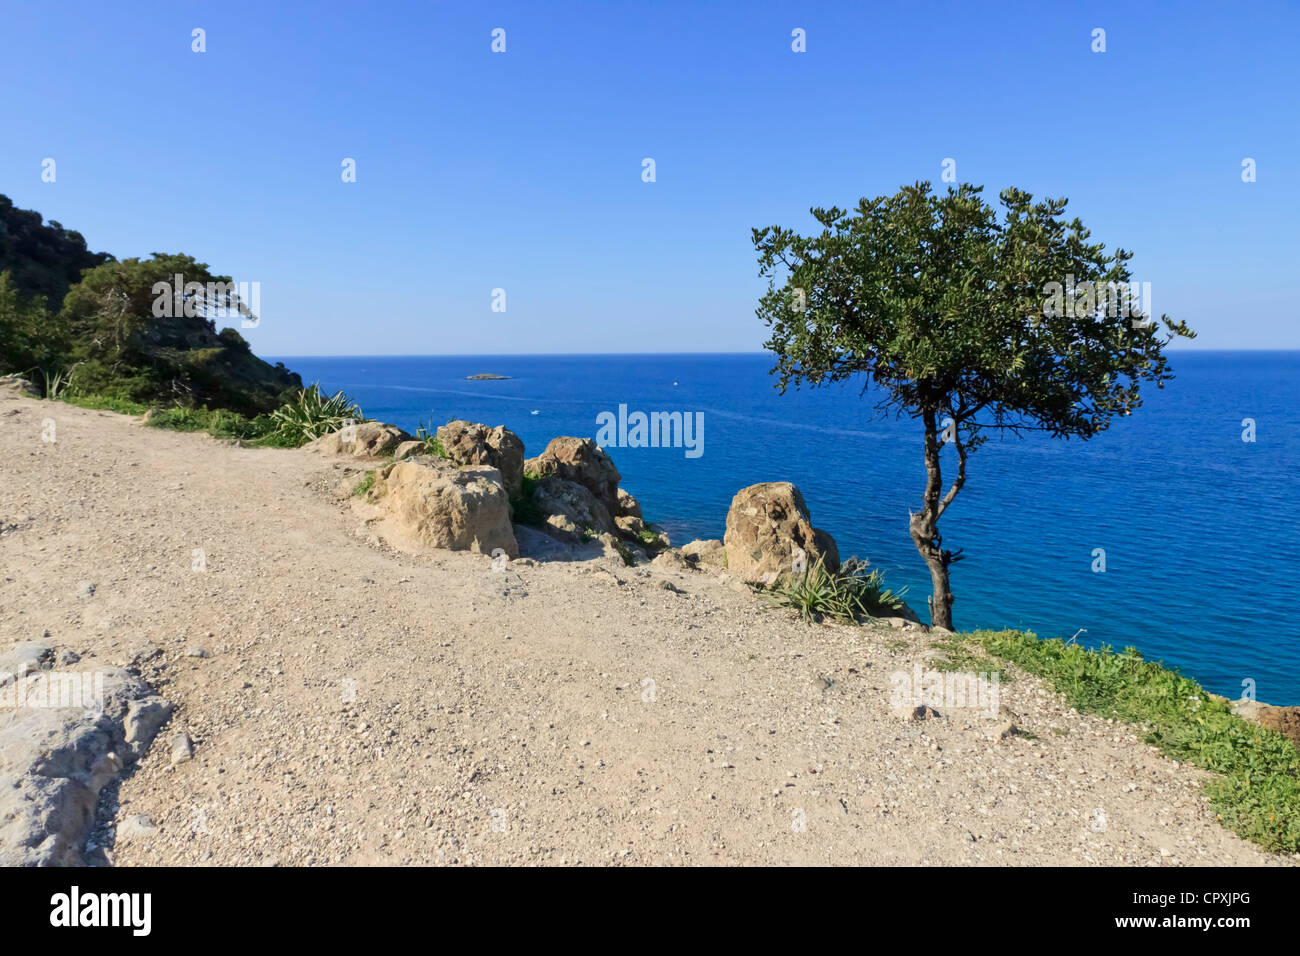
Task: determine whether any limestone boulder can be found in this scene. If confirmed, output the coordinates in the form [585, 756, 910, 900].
[308, 421, 411, 459]
[615, 488, 642, 519]
[0, 374, 40, 398]
[0, 647, 171, 867]
[525, 437, 621, 512]
[371, 458, 517, 557]
[681, 538, 727, 570]
[530, 476, 614, 543]
[393, 440, 424, 461]
[723, 482, 840, 585]
[436, 421, 525, 497]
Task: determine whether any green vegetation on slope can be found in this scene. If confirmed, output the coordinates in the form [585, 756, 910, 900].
[964, 629, 1300, 853]
[0, 194, 112, 307]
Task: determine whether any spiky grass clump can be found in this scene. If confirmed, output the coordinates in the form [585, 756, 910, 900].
[763, 556, 908, 624]
[266, 384, 363, 445]
[40, 365, 79, 399]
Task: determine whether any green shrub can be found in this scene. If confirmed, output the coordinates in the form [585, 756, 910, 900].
[510, 473, 545, 527]
[39, 365, 80, 399]
[144, 405, 267, 441]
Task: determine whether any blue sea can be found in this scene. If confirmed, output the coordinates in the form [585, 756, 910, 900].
[273, 352, 1300, 705]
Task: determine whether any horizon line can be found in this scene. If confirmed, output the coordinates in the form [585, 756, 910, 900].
[265, 347, 1300, 359]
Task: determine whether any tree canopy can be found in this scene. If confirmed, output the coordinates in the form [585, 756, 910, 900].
[754, 182, 1195, 628]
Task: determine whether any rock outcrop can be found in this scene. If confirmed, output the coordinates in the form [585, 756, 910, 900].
[531, 476, 614, 542]
[615, 488, 642, 520]
[309, 422, 411, 459]
[0, 374, 40, 398]
[681, 538, 727, 570]
[525, 437, 621, 514]
[0, 640, 172, 866]
[723, 482, 840, 584]
[368, 457, 518, 558]
[436, 421, 525, 497]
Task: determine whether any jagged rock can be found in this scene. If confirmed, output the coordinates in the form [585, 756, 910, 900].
[0, 374, 40, 398]
[723, 482, 840, 585]
[436, 421, 525, 497]
[393, 440, 424, 461]
[0, 649, 172, 867]
[124, 696, 175, 756]
[0, 640, 55, 681]
[308, 422, 411, 459]
[650, 549, 688, 572]
[615, 514, 646, 538]
[681, 539, 726, 570]
[615, 488, 642, 519]
[514, 524, 614, 563]
[371, 458, 517, 558]
[525, 437, 621, 513]
[530, 476, 614, 542]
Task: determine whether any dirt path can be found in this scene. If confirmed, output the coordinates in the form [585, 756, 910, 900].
[0, 391, 1288, 866]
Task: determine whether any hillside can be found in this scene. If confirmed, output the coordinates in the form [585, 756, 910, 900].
[0, 194, 112, 307]
[0, 195, 300, 414]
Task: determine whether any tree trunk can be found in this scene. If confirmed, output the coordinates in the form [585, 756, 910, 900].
[909, 406, 957, 630]
[925, 552, 955, 630]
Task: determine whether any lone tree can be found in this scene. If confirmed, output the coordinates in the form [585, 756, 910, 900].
[754, 182, 1194, 629]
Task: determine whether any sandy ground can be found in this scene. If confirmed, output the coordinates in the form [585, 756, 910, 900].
[0, 390, 1291, 866]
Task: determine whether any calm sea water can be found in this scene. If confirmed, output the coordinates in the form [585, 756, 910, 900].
[273, 352, 1300, 705]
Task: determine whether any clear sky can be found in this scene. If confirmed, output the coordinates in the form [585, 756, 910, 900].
[3, 0, 1296, 354]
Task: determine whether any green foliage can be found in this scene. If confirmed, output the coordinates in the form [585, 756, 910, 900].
[0, 194, 112, 308]
[754, 182, 1196, 628]
[352, 471, 376, 498]
[144, 405, 266, 440]
[59, 393, 148, 415]
[967, 629, 1300, 853]
[415, 421, 450, 459]
[763, 556, 908, 624]
[0, 271, 65, 376]
[612, 539, 637, 567]
[265, 384, 363, 445]
[58, 253, 302, 415]
[510, 473, 545, 527]
[754, 182, 1195, 433]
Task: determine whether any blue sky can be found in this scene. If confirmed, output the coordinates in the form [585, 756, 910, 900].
[3, 0, 1296, 354]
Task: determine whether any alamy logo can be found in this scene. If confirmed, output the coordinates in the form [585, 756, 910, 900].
[1042, 275, 1153, 328]
[595, 404, 703, 458]
[890, 663, 999, 718]
[151, 273, 261, 328]
[1, 671, 105, 713]
[49, 886, 151, 936]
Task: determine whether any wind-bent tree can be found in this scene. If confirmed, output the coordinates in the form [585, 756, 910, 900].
[754, 182, 1194, 629]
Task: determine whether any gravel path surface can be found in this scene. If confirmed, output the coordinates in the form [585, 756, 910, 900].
[1, 391, 1289, 866]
